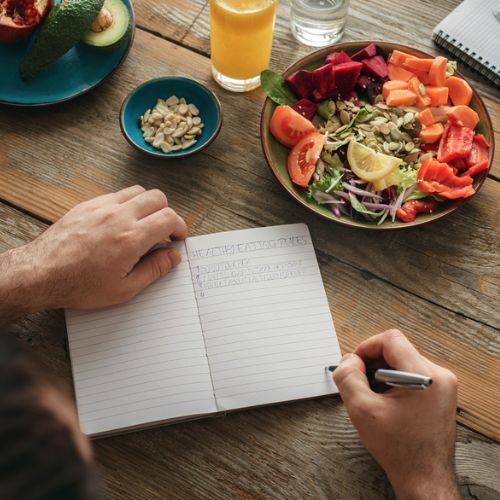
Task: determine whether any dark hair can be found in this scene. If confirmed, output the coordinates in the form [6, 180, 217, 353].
[0, 333, 104, 500]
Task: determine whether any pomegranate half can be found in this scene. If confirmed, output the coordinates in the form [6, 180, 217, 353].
[0, 0, 51, 44]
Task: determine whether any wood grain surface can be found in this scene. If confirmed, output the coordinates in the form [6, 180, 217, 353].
[1, 0, 499, 497]
[1, 202, 499, 500]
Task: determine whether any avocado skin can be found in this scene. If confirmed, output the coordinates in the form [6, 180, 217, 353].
[83, 2, 132, 52]
[20, 0, 105, 81]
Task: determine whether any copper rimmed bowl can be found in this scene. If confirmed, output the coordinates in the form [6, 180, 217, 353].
[260, 41, 494, 229]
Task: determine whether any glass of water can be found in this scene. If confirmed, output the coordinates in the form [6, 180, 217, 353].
[289, 0, 350, 47]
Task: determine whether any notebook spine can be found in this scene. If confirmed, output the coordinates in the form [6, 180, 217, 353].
[432, 30, 500, 88]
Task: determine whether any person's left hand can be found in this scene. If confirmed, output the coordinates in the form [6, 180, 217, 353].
[1, 186, 187, 315]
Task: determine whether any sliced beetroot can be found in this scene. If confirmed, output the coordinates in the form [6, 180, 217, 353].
[351, 42, 378, 61]
[338, 90, 359, 104]
[334, 61, 363, 96]
[311, 63, 336, 96]
[366, 79, 384, 104]
[311, 88, 337, 102]
[291, 98, 317, 121]
[325, 50, 352, 66]
[356, 74, 370, 90]
[286, 69, 313, 98]
[362, 55, 388, 80]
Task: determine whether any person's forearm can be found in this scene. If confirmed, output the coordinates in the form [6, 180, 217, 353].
[0, 245, 50, 325]
[391, 469, 461, 500]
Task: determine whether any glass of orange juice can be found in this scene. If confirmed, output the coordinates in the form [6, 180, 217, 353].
[210, 0, 278, 92]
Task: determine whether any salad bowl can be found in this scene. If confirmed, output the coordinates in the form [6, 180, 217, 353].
[261, 41, 494, 229]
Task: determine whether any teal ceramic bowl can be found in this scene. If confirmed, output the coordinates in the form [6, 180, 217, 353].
[120, 77, 223, 158]
[0, 0, 135, 106]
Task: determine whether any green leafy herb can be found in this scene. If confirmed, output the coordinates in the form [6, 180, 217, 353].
[349, 194, 384, 217]
[260, 69, 298, 106]
[317, 100, 335, 120]
[333, 106, 372, 136]
[306, 168, 343, 199]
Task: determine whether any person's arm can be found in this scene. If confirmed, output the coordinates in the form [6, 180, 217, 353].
[333, 330, 460, 500]
[0, 185, 187, 325]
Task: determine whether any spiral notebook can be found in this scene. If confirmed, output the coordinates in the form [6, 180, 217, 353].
[432, 0, 500, 87]
[65, 224, 341, 437]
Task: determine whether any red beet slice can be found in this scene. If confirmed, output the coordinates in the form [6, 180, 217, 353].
[356, 74, 370, 90]
[351, 42, 378, 61]
[286, 69, 313, 99]
[311, 88, 337, 102]
[334, 61, 363, 96]
[362, 55, 388, 80]
[291, 98, 317, 120]
[325, 50, 352, 66]
[311, 63, 336, 96]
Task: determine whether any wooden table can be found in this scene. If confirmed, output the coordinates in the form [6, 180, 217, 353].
[1, 0, 499, 498]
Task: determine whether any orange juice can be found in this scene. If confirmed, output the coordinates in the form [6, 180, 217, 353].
[210, 0, 278, 91]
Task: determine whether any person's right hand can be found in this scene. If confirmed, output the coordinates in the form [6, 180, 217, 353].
[333, 330, 460, 500]
[6, 186, 188, 313]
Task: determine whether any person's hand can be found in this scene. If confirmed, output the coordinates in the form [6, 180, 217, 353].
[0, 186, 187, 317]
[333, 330, 460, 500]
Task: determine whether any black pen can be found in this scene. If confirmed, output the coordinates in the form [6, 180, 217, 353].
[327, 365, 432, 389]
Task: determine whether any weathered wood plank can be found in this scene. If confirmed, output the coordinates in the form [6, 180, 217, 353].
[0, 30, 497, 331]
[0, 205, 500, 500]
[133, 0, 206, 44]
[0, 183, 500, 439]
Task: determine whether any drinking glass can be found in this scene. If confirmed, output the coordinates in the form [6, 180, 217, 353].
[289, 0, 350, 47]
[210, 0, 279, 92]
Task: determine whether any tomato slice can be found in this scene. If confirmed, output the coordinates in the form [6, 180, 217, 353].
[396, 199, 438, 222]
[417, 157, 475, 199]
[270, 105, 316, 148]
[287, 132, 325, 188]
[437, 122, 474, 163]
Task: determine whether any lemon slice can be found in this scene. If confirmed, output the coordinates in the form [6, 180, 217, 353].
[372, 168, 403, 191]
[347, 142, 402, 182]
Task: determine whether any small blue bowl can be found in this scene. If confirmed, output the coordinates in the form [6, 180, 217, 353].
[120, 77, 223, 158]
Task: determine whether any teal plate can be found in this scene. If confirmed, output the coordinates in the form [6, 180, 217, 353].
[0, 0, 135, 107]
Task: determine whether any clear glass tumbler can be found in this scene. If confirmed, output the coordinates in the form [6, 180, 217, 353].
[289, 0, 350, 47]
[210, 0, 279, 92]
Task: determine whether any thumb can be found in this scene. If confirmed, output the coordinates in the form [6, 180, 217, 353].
[333, 353, 376, 412]
[126, 248, 181, 294]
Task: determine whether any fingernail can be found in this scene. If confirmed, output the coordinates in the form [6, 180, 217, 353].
[166, 248, 181, 267]
[341, 353, 356, 362]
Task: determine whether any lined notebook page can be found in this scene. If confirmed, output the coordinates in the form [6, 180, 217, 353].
[66, 241, 217, 436]
[187, 224, 340, 411]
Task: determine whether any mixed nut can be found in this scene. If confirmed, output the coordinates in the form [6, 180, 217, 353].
[140, 95, 204, 153]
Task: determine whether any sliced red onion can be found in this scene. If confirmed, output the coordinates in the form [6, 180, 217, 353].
[378, 209, 391, 225]
[391, 188, 407, 222]
[313, 191, 346, 204]
[334, 190, 351, 201]
[330, 205, 341, 217]
[342, 182, 383, 200]
[363, 202, 394, 211]
[402, 183, 418, 202]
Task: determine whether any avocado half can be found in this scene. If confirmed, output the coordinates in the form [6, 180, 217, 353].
[82, 0, 131, 51]
[20, 0, 105, 81]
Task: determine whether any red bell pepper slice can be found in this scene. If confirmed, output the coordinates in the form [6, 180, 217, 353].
[460, 159, 489, 178]
[396, 199, 439, 222]
[417, 157, 476, 199]
[437, 122, 474, 163]
[467, 134, 490, 167]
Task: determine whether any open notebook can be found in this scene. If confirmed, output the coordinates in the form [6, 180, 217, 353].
[65, 224, 341, 437]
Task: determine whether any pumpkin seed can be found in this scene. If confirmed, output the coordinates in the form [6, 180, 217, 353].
[339, 110, 350, 124]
